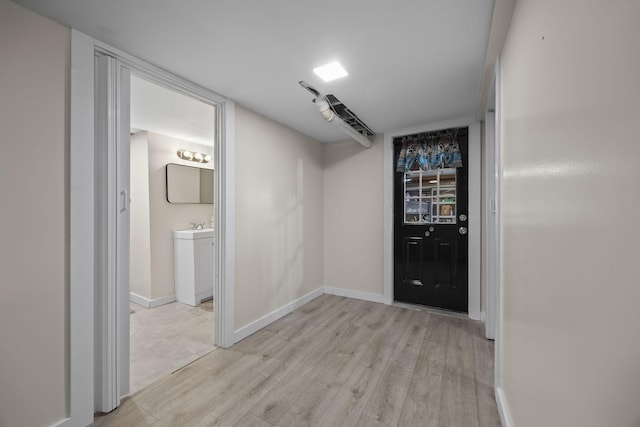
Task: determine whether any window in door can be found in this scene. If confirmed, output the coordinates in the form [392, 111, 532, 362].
[403, 168, 457, 224]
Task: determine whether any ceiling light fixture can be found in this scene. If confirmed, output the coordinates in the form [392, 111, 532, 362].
[177, 149, 210, 163]
[315, 96, 372, 148]
[313, 61, 348, 82]
[298, 80, 374, 148]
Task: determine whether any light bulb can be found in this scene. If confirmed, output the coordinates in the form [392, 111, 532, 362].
[194, 152, 203, 162]
[204, 154, 211, 163]
[320, 108, 334, 121]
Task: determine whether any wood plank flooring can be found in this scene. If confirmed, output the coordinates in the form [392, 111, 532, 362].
[92, 294, 500, 426]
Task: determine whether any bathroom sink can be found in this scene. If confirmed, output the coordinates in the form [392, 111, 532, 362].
[173, 228, 214, 239]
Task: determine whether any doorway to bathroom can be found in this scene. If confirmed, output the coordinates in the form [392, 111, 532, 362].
[127, 75, 217, 394]
[86, 43, 235, 415]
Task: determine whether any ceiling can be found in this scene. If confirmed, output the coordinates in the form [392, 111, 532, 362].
[13, 0, 495, 143]
[131, 75, 216, 147]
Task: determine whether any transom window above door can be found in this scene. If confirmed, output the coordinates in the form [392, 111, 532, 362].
[403, 168, 457, 224]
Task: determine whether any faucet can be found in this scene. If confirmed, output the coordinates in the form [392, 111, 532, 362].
[190, 222, 205, 230]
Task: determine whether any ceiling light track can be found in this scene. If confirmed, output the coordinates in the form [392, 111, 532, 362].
[299, 81, 374, 148]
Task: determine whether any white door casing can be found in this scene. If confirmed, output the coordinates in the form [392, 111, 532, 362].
[494, 56, 504, 392]
[484, 78, 498, 340]
[69, 29, 235, 425]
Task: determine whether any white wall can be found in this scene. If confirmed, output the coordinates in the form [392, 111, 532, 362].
[130, 133, 152, 299]
[499, 1, 640, 425]
[234, 105, 324, 329]
[147, 132, 214, 300]
[323, 136, 385, 297]
[480, 122, 487, 315]
[0, 1, 68, 425]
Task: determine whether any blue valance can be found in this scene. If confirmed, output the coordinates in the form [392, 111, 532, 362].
[396, 130, 463, 172]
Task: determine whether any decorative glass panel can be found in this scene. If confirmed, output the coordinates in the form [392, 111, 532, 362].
[404, 168, 457, 224]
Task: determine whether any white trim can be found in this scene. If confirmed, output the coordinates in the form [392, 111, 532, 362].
[129, 292, 176, 309]
[480, 311, 487, 322]
[324, 287, 386, 304]
[382, 128, 394, 306]
[467, 122, 481, 320]
[51, 417, 71, 427]
[150, 294, 177, 308]
[117, 58, 132, 401]
[494, 55, 505, 392]
[69, 29, 95, 427]
[234, 288, 324, 342]
[484, 95, 498, 340]
[129, 292, 151, 308]
[496, 387, 514, 427]
[216, 100, 235, 348]
[94, 41, 227, 106]
[383, 117, 482, 319]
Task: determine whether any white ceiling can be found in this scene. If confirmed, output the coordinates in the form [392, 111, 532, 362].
[131, 75, 216, 147]
[13, 0, 495, 143]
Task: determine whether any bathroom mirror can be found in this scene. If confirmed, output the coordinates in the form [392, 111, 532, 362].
[166, 163, 214, 204]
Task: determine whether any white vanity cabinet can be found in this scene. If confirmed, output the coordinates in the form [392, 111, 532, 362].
[173, 229, 214, 306]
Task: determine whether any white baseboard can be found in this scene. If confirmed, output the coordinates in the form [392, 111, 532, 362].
[324, 286, 386, 304]
[234, 287, 324, 343]
[149, 294, 176, 308]
[195, 289, 213, 304]
[52, 417, 71, 427]
[130, 292, 176, 309]
[496, 386, 514, 427]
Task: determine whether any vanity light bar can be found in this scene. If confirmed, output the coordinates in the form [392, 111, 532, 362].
[177, 149, 211, 163]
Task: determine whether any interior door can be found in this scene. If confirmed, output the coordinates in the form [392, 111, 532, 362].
[95, 53, 131, 412]
[393, 128, 469, 312]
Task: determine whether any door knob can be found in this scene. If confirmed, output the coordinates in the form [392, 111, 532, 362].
[459, 226, 468, 235]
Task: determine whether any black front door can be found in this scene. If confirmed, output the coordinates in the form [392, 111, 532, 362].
[393, 127, 468, 312]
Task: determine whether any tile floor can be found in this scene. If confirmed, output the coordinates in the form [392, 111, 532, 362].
[129, 299, 215, 394]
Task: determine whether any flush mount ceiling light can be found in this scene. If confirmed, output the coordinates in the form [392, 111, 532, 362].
[177, 149, 211, 163]
[313, 61, 348, 82]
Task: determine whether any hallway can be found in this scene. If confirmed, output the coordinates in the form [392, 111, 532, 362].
[93, 295, 499, 426]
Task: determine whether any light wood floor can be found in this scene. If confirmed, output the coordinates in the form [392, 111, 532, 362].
[93, 294, 500, 426]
